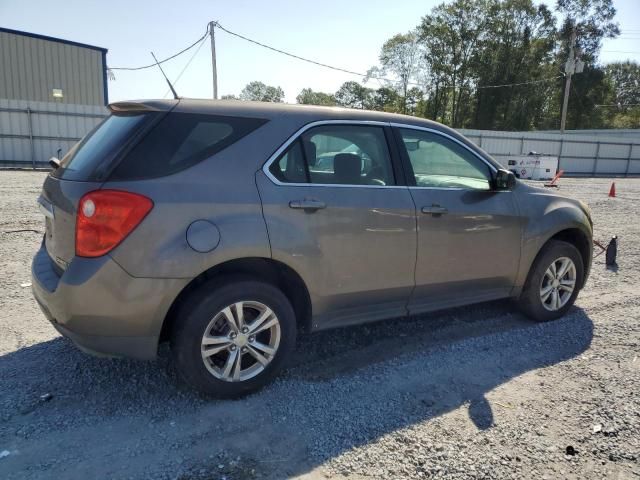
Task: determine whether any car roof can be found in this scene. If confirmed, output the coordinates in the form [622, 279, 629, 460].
[109, 98, 448, 130]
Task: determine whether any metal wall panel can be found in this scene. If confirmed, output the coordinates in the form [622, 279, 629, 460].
[0, 29, 106, 106]
[0, 98, 106, 167]
[458, 129, 640, 177]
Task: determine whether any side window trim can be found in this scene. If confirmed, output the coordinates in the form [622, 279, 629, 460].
[390, 123, 498, 191]
[263, 120, 407, 189]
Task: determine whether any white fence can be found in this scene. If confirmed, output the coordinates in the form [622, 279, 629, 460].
[459, 129, 640, 177]
[0, 98, 106, 168]
[1, 101, 639, 177]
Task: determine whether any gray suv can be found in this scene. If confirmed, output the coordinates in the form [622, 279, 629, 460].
[32, 99, 593, 397]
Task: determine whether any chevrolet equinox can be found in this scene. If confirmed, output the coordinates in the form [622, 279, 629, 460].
[32, 99, 593, 397]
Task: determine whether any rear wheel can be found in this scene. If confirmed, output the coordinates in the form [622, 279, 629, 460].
[171, 279, 296, 398]
[518, 240, 584, 322]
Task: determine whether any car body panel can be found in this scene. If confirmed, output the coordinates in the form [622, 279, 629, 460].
[256, 170, 417, 329]
[31, 99, 593, 360]
[407, 187, 522, 313]
[31, 242, 188, 359]
[105, 113, 289, 279]
[510, 182, 593, 292]
[40, 175, 102, 270]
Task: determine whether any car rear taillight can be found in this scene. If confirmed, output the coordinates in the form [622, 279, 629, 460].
[76, 190, 153, 258]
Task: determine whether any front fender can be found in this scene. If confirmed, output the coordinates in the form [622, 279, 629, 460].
[513, 186, 592, 290]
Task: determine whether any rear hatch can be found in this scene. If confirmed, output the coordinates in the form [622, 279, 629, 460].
[39, 101, 173, 270]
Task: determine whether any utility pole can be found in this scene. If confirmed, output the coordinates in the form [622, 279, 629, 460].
[560, 27, 584, 133]
[209, 21, 218, 100]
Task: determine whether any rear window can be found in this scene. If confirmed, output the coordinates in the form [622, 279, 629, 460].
[109, 113, 267, 180]
[54, 112, 154, 181]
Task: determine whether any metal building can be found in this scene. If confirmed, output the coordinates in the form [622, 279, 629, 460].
[0, 27, 108, 167]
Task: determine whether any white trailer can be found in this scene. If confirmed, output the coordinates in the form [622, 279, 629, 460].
[503, 155, 559, 181]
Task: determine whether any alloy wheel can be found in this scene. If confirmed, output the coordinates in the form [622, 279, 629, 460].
[540, 256, 577, 311]
[200, 301, 281, 382]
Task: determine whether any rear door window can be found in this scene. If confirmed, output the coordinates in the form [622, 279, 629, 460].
[269, 125, 395, 186]
[110, 113, 267, 180]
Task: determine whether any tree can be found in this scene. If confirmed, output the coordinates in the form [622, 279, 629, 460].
[601, 61, 640, 128]
[239, 81, 285, 102]
[417, 0, 487, 126]
[553, 0, 619, 129]
[296, 88, 336, 106]
[220, 94, 239, 100]
[605, 61, 640, 108]
[366, 0, 625, 129]
[334, 81, 374, 109]
[373, 32, 422, 113]
[556, 0, 619, 62]
[472, 0, 557, 130]
[405, 87, 424, 116]
[370, 87, 401, 112]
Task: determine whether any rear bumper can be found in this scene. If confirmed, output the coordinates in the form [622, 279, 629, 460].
[31, 243, 188, 360]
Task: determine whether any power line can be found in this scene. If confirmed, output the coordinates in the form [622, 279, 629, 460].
[108, 27, 210, 71]
[596, 103, 640, 107]
[475, 76, 564, 89]
[213, 22, 375, 79]
[213, 22, 564, 90]
[163, 35, 209, 98]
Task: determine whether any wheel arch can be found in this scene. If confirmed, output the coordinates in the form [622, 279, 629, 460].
[548, 228, 591, 281]
[527, 227, 592, 290]
[159, 257, 312, 344]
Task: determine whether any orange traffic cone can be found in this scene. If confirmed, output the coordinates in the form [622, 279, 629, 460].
[609, 182, 616, 198]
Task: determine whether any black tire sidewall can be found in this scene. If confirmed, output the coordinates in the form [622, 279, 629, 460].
[520, 240, 584, 322]
[170, 279, 296, 398]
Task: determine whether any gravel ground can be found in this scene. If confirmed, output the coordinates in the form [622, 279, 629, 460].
[0, 171, 638, 480]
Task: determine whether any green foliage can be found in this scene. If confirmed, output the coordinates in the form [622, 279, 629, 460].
[556, 0, 619, 62]
[604, 61, 640, 110]
[334, 81, 375, 109]
[239, 81, 285, 103]
[296, 88, 336, 106]
[376, 32, 422, 113]
[370, 87, 401, 112]
[601, 61, 640, 128]
[362, 0, 626, 130]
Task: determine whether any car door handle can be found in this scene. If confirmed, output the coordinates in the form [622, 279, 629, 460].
[289, 199, 327, 211]
[421, 205, 448, 216]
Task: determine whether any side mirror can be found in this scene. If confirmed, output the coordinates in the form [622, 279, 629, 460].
[493, 169, 516, 191]
[49, 156, 61, 170]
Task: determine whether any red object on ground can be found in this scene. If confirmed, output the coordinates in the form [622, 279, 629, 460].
[544, 169, 564, 188]
[609, 182, 616, 198]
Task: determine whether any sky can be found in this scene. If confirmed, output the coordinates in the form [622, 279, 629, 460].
[1, 0, 639, 104]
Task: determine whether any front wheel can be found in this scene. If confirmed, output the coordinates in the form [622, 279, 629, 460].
[170, 279, 296, 398]
[518, 240, 584, 322]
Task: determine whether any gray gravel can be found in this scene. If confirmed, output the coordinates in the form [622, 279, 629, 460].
[1, 171, 639, 480]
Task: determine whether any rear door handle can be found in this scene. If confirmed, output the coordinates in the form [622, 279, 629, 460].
[289, 199, 327, 212]
[421, 205, 448, 216]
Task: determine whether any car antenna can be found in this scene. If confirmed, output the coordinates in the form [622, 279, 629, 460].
[150, 51, 179, 100]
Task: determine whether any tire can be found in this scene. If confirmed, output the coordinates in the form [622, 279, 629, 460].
[170, 279, 296, 398]
[518, 240, 584, 322]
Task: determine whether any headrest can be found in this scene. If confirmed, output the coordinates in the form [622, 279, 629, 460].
[333, 153, 361, 183]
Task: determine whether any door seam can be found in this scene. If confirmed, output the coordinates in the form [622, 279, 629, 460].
[405, 186, 419, 317]
[254, 170, 273, 259]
